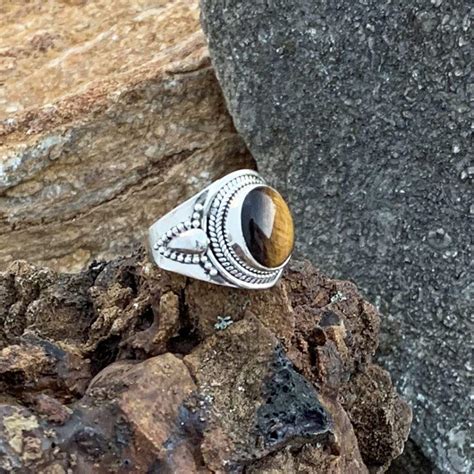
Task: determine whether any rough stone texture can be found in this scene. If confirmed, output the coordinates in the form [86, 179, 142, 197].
[0, 249, 410, 472]
[388, 439, 437, 474]
[200, 1, 472, 471]
[0, 0, 253, 272]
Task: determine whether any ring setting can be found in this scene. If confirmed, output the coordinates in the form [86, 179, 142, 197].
[148, 170, 294, 289]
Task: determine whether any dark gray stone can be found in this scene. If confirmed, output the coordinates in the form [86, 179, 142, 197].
[388, 439, 436, 474]
[256, 346, 331, 449]
[200, 1, 472, 472]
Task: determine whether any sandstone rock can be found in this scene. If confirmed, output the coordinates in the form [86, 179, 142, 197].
[0, 249, 410, 472]
[86, 354, 199, 473]
[1, 355, 200, 473]
[0, 0, 253, 272]
[0, 335, 90, 403]
[200, 1, 470, 471]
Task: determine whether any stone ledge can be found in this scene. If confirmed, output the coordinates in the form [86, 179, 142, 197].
[0, 0, 253, 272]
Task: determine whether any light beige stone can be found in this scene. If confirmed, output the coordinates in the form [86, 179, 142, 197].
[0, 0, 253, 271]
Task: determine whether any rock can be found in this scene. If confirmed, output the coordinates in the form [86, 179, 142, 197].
[85, 354, 199, 473]
[0, 405, 46, 472]
[184, 316, 333, 470]
[388, 439, 437, 474]
[32, 394, 72, 425]
[1, 355, 199, 473]
[200, 1, 471, 471]
[0, 336, 91, 403]
[0, 249, 410, 472]
[340, 364, 413, 472]
[0, 0, 253, 272]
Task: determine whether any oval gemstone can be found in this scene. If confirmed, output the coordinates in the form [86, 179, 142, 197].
[241, 186, 294, 268]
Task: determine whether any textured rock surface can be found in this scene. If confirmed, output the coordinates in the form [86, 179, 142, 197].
[0, 0, 253, 272]
[0, 249, 410, 472]
[200, 1, 471, 471]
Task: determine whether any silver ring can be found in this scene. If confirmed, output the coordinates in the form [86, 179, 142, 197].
[148, 169, 294, 289]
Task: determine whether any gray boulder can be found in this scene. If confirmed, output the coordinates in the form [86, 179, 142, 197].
[200, 0, 472, 472]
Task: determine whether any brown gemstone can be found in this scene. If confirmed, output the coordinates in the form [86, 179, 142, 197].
[241, 186, 294, 268]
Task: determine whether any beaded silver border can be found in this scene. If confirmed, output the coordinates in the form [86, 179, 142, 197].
[207, 174, 280, 285]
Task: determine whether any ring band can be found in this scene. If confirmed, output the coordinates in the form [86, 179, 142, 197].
[148, 169, 294, 289]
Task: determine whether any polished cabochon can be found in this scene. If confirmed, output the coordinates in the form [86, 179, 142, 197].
[241, 186, 294, 268]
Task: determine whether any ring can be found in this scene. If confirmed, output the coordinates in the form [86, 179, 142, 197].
[148, 169, 294, 289]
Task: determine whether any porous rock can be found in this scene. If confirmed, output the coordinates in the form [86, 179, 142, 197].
[0, 249, 410, 472]
[200, 1, 471, 470]
[0, 0, 253, 272]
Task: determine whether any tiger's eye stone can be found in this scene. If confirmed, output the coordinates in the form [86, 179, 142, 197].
[241, 186, 294, 268]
